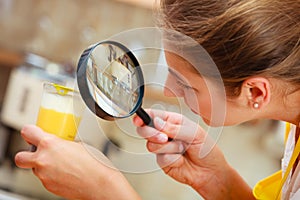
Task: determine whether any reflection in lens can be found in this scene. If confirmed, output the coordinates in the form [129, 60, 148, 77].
[85, 43, 140, 117]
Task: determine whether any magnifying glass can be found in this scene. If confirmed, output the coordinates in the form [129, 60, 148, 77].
[77, 40, 154, 128]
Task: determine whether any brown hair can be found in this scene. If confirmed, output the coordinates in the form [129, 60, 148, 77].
[159, 0, 300, 96]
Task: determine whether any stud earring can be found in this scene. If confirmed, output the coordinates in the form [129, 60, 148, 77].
[253, 102, 259, 109]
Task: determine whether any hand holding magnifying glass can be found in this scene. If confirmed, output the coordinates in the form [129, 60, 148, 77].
[77, 41, 156, 131]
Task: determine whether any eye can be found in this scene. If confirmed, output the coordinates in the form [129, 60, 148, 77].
[176, 80, 193, 90]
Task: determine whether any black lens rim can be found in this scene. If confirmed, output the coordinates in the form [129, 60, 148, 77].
[76, 40, 145, 120]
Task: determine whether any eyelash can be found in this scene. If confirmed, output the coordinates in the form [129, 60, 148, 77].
[176, 81, 193, 90]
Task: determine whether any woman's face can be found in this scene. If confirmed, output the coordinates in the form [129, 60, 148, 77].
[164, 51, 247, 126]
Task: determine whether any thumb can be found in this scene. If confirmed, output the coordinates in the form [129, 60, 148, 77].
[154, 117, 166, 130]
[15, 151, 35, 169]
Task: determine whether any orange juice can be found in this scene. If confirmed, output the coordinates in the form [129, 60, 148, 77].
[36, 107, 81, 141]
[36, 83, 85, 141]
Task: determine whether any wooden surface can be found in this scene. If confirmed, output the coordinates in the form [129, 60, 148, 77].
[0, 49, 23, 67]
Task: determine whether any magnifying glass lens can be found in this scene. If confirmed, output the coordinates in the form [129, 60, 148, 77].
[77, 41, 146, 121]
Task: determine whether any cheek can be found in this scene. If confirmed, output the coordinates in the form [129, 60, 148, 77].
[164, 75, 184, 97]
[184, 88, 229, 127]
[184, 90, 212, 118]
[197, 95, 213, 118]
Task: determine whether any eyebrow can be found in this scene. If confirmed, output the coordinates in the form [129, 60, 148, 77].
[168, 68, 185, 82]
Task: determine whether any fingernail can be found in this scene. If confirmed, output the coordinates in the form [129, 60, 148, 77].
[154, 117, 165, 129]
[158, 134, 168, 142]
[178, 143, 184, 153]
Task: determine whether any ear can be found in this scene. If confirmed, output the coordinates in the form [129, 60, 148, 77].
[240, 77, 271, 109]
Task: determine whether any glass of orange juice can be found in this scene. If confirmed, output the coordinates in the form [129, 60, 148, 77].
[36, 82, 85, 141]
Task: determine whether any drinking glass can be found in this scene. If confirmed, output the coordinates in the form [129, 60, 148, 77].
[36, 82, 85, 141]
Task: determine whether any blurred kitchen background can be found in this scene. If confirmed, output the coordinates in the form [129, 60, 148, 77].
[0, 0, 285, 199]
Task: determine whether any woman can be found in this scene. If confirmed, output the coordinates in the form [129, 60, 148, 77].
[15, 0, 299, 199]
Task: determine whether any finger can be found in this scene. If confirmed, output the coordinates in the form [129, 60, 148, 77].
[156, 154, 183, 168]
[144, 109, 183, 125]
[153, 117, 183, 140]
[15, 151, 35, 169]
[147, 141, 185, 154]
[154, 117, 204, 143]
[132, 114, 145, 127]
[20, 125, 47, 146]
[136, 126, 168, 143]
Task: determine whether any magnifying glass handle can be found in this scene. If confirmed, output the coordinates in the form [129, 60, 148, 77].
[136, 108, 172, 141]
[136, 108, 154, 127]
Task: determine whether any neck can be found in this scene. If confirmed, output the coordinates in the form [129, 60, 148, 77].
[273, 89, 300, 127]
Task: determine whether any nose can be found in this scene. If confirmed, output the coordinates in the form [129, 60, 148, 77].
[163, 75, 184, 97]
